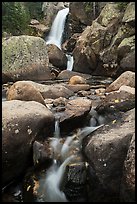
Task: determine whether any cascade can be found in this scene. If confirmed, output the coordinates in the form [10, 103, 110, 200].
[46, 8, 69, 50]
[36, 116, 104, 202]
[46, 7, 74, 71]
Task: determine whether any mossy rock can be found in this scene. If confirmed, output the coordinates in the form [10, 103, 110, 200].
[2, 35, 51, 81]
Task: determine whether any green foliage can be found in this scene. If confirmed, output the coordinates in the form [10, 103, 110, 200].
[2, 2, 43, 36]
[116, 2, 128, 11]
[84, 2, 93, 13]
[25, 2, 43, 21]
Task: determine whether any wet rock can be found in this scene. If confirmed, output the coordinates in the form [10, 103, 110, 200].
[6, 81, 46, 106]
[2, 100, 55, 186]
[62, 162, 88, 202]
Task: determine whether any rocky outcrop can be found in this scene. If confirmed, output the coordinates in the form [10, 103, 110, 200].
[29, 19, 49, 38]
[2, 100, 55, 186]
[68, 2, 135, 77]
[2, 35, 53, 81]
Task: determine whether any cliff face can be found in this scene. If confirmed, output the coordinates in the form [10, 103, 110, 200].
[68, 2, 135, 77]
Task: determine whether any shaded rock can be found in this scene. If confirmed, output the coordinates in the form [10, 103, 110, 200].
[6, 81, 46, 106]
[69, 75, 86, 85]
[58, 97, 92, 133]
[53, 97, 68, 107]
[2, 73, 13, 84]
[47, 44, 67, 70]
[62, 33, 80, 52]
[84, 108, 135, 202]
[2, 100, 55, 186]
[119, 50, 135, 73]
[69, 2, 95, 26]
[120, 133, 135, 202]
[106, 71, 135, 92]
[62, 162, 88, 202]
[67, 85, 90, 93]
[2, 35, 50, 81]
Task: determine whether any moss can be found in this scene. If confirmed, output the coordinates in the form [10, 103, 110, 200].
[116, 2, 128, 11]
[84, 2, 93, 13]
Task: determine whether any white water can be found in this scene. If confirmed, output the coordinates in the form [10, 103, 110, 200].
[46, 7, 74, 71]
[46, 8, 69, 50]
[36, 117, 104, 202]
[54, 117, 61, 138]
[66, 54, 74, 71]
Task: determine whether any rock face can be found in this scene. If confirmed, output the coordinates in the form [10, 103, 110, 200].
[42, 2, 69, 32]
[84, 108, 135, 202]
[120, 133, 135, 202]
[2, 100, 55, 186]
[6, 81, 46, 106]
[2, 35, 52, 81]
[67, 2, 135, 77]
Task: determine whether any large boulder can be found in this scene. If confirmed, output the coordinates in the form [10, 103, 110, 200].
[84, 108, 135, 201]
[106, 71, 135, 92]
[2, 35, 53, 81]
[6, 81, 46, 106]
[120, 133, 135, 202]
[47, 44, 67, 70]
[2, 100, 55, 186]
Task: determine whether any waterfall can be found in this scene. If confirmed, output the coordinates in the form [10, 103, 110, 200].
[46, 8, 69, 50]
[54, 116, 60, 138]
[36, 119, 103, 202]
[46, 7, 74, 71]
[66, 54, 74, 71]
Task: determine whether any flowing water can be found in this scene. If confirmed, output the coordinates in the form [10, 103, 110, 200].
[46, 7, 74, 71]
[35, 113, 104, 202]
[46, 8, 69, 50]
